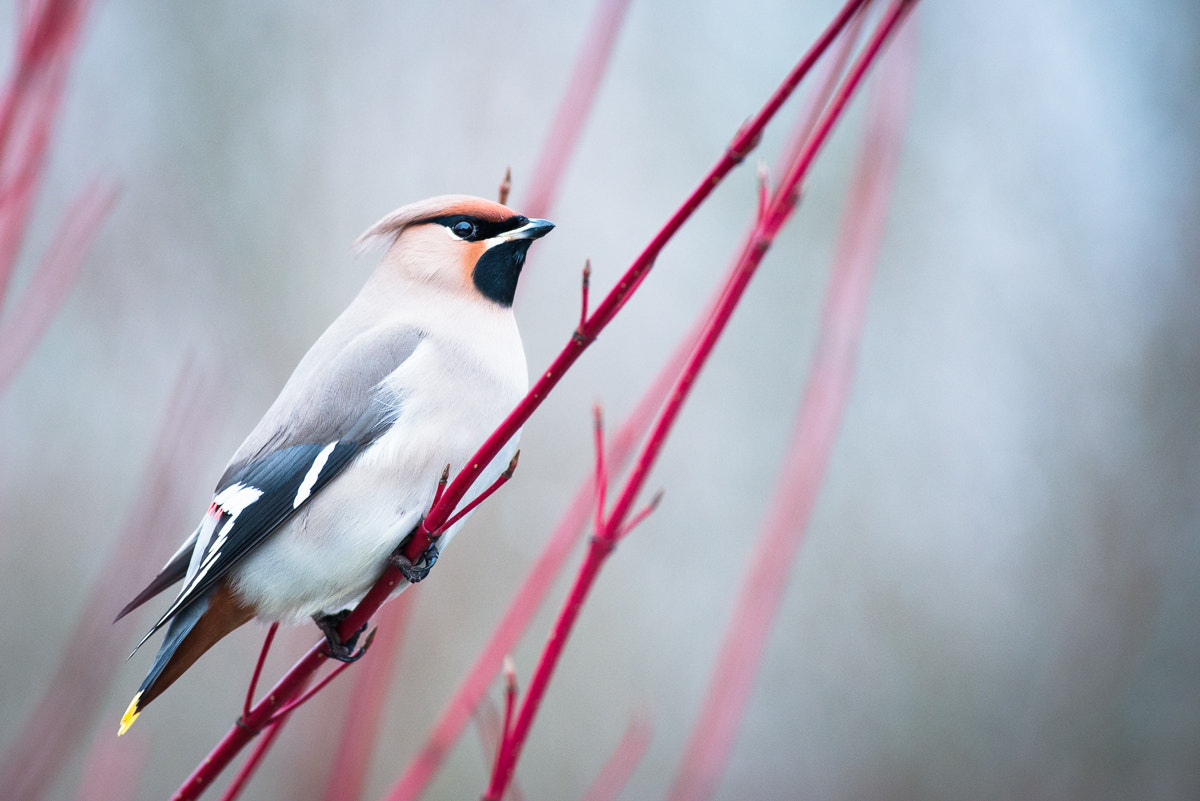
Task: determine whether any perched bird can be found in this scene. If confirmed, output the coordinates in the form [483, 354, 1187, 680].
[115, 195, 553, 734]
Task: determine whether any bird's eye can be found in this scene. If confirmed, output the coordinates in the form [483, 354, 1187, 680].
[451, 220, 476, 239]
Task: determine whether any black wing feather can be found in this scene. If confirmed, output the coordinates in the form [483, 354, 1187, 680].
[199, 440, 362, 597]
[129, 325, 424, 643]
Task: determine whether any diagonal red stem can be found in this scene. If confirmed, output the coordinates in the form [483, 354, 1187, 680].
[483, 3, 917, 797]
[243, 623, 279, 721]
[581, 714, 653, 801]
[520, 0, 633, 220]
[666, 15, 918, 801]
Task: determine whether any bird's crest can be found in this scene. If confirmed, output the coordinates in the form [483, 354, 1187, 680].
[354, 194, 519, 253]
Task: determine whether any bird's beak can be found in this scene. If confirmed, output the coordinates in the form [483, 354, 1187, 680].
[500, 218, 555, 242]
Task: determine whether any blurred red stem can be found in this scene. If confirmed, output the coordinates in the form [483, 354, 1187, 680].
[592, 404, 608, 530]
[0, 180, 115, 392]
[520, 0, 632, 219]
[581, 715, 653, 801]
[243, 623, 278, 721]
[0, 0, 91, 301]
[666, 13, 917, 801]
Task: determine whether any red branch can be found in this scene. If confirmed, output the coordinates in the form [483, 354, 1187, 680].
[170, 2, 870, 796]
[666, 15, 918, 801]
[482, 3, 916, 797]
[243, 623, 279, 722]
[0, 180, 117, 393]
[0, 0, 95, 303]
[218, 672, 313, 801]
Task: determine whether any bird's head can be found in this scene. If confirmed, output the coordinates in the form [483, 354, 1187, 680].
[357, 195, 554, 307]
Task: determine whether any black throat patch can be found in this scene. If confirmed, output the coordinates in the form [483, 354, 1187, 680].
[473, 239, 533, 307]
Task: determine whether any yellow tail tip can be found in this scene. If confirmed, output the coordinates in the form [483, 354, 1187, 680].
[118, 693, 142, 736]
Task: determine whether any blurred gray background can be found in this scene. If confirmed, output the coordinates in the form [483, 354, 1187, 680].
[1, 1, 1198, 799]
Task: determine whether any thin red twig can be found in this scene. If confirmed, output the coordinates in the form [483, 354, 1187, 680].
[171, 648, 328, 800]
[614, 489, 662, 542]
[666, 14, 918, 801]
[482, 4, 916, 796]
[219, 666, 316, 801]
[486, 656, 520, 794]
[243, 623, 279, 721]
[428, 465, 451, 514]
[474, 696, 527, 801]
[432, 452, 520, 537]
[502, 656, 518, 745]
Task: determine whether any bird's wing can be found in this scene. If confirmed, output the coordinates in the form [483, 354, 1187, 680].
[128, 325, 425, 646]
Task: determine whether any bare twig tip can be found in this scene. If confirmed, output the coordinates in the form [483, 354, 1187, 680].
[577, 258, 593, 338]
[503, 655, 516, 685]
[498, 167, 512, 205]
[756, 160, 771, 219]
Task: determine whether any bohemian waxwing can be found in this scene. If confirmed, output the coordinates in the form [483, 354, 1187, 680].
[116, 194, 553, 733]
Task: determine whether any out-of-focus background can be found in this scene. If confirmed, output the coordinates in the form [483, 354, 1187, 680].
[2, 1, 1198, 799]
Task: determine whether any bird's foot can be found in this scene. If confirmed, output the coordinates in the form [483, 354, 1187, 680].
[390, 541, 440, 583]
[313, 610, 369, 662]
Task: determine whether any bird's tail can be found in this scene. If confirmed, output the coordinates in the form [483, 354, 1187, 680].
[119, 583, 253, 735]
